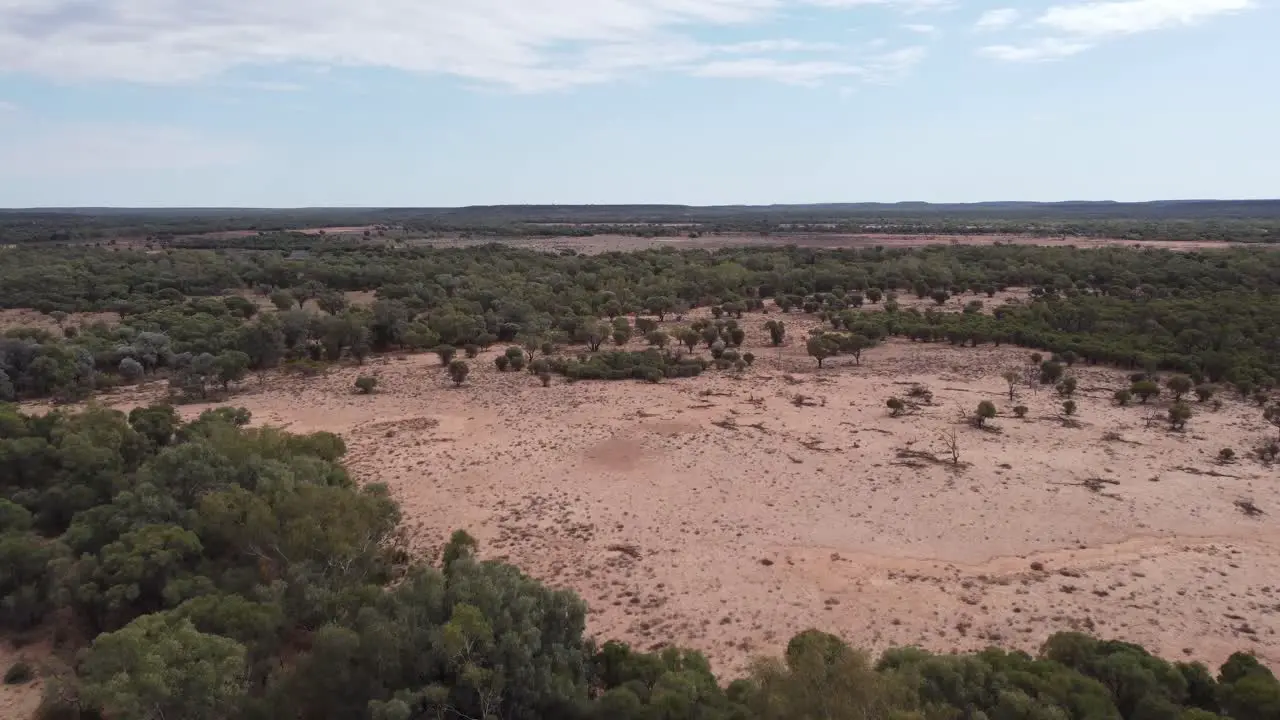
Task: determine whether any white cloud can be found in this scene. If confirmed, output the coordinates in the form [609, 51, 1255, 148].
[0, 0, 940, 91]
[719, 39, 842, 53]
[978, 37, 1093, 61]
[974, 8, 1021, 31]
[692, 45, 924, 85]
[902, 23, 939, 34]
[0, 100, 17, 113]
[0, 123, 254, 175]
[239, 81, 306, 92]
[693, 58, 868, 84]
[1038, 0, 1253, 37]
[978, 0, 1253, 62]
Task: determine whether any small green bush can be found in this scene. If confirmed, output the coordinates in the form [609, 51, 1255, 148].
[976, 400, 997, 426]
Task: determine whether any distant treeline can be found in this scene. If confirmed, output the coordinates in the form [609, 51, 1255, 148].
[4, 242, 1280, 405]
[2, 200, 1278, 244]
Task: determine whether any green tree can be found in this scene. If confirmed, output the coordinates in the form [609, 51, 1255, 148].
[316, 291, 348, 315]
[1167, 375, 1194, 401]
[1039, 360, 1065, 385]
[214, 350, 250, 390]
[1001, 369, 1021, 401]
[806, 336, 837, 369]
[644, 296, 675, 321]
[78, 613, 247, 720]
[1132, 380, 1161, 403]
[269, 289, 295, 311]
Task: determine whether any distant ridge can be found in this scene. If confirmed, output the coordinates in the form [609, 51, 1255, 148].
[4, 199, 1280, 222]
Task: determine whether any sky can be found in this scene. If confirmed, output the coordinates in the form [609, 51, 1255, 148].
[0, 0, 1275, 207]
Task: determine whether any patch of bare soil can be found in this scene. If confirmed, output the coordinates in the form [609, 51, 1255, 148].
[46, 309, 1280, 677]
[0, 640, 49, 720]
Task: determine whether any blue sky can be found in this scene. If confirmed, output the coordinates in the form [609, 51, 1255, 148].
[0, 0, 1274, 207]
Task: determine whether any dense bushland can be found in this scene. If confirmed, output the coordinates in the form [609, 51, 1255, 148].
[3, 243, 1280, 401]
[1, 404, 1277, 720]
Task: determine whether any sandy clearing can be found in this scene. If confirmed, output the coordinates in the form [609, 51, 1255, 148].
[53, 307, 1280, 678]
[0, 640, 48, 719]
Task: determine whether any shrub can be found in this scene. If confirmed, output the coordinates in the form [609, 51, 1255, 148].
[1167, 375, 1194, 400]
[1194, 384, 1216, 402]
[1039, 361, 1065, 385]
[975, 400, 997, 427]
[435, 345, 457, 365]
[1062, 400, 1077, 416]
[907, 385, 933, 403]
[646, 330, 669, 348]
[4, 661, 33, 685]
[1132, 380, 1161, 403]
[743, 352, 755, 367]
[509, 354, 527, 372]
[765, 320, 786, 346]
[354, 376, 378, 394]
[1013, 405, 1029, 418]
[1114, 389, 1132, 406]
[1218, 448, 1236, 464]
[537, 372, 552, 387]
[118, 357, 144, 382]
[1056, 376, 1078, 398]
[1168, 401, 1192, 430]
[887, 397, 905, 417]
[494, 355, 510, 371]
[1264, 403, 1280, 438]
[447, 360, 470, 386]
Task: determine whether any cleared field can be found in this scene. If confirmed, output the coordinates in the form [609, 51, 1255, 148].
[61, 307, 1280, 676]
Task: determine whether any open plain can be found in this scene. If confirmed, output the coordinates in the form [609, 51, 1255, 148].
[42, 304, 1280, 677]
